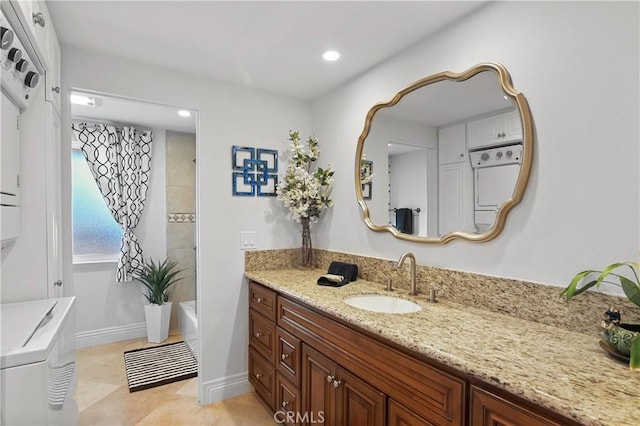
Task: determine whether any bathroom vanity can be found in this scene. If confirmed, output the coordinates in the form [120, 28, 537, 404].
[245, 269, 638, 426]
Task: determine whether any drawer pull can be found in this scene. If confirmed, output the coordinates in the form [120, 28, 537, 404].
[256, 297, 264, 303]
[281, 353, 289, 360]
[255, 373, 262, 379]
[255, 332, 263, 338]
[281, 400, 290, 408]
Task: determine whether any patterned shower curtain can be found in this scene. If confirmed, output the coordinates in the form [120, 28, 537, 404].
[71, 123, 153, 282]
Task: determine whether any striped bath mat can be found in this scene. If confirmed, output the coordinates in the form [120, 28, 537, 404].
[124, 341, 197, 392]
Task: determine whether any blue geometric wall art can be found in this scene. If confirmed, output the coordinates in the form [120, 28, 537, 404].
[232, 145, 278, 197]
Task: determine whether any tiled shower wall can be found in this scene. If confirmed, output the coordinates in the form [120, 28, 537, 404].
[166, 130, 196, 330]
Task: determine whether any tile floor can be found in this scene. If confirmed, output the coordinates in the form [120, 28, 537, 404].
[76, 333, 276, 425]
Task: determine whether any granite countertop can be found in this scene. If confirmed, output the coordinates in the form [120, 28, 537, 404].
[245, 269, 639, 426]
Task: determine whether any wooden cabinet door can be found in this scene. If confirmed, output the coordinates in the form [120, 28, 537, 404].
[471, 386, 563, 426]
[302, 344, 385, 426]
[388, 399, 436, 426]
[302, 344, 336, 426]
[335, 366, 385, 426]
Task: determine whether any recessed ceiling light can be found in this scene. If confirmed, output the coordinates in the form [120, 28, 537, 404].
[178, 110, 191, 118]
[322, 50, 340, 62]
[70, 94, 96, 106]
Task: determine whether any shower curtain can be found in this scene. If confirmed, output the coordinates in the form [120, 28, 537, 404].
[72, 123, 153, 282]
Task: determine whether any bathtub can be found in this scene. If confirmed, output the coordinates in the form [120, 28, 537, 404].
[179, 300, 199, 362]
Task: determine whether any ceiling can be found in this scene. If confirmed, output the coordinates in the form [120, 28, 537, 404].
[49, 1, 487, 102]
[71, 91, 197, 133]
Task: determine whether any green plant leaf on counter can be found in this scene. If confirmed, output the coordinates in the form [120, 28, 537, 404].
[561, 262, 640, 310]
[562, 261, 640, 370]
[620, 276, 640, 309]
[630, 338, 640, 371]
[560, 270, 599, 301]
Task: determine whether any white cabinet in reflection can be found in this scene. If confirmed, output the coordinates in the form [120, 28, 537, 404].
[438, 123, 472, 235]
[438, 123, 466, 165]
[467, 109, 522, 150]
[438, 162, 463, 235]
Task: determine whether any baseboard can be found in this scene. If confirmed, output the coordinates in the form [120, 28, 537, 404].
[75, 322, 147, 348]
[201, 371, 250, 405]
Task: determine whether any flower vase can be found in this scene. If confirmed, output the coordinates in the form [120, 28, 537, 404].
[299, 217, 314, 269]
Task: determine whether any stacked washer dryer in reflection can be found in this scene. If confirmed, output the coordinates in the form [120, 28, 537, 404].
[1, 7, 41, 248]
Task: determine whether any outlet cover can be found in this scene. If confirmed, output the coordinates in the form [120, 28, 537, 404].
[240, 231, 257, 250]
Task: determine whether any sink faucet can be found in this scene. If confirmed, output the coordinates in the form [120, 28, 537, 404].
[396, 252, 417, 296]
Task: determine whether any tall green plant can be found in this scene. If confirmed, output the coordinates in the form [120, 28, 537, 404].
[561, 261, 640, 370]
[137, 258, 183, 305]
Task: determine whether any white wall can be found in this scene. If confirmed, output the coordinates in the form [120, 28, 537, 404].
[312, 1, 639, 295]
[73, 128, 167, 347]
[61, 46, 311, 403]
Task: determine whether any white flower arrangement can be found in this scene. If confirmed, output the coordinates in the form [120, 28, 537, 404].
[276, 131, 334, 221]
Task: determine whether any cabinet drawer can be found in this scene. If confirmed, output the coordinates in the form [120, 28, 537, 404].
[275, 326, 301, 387]
[471, 386, 565, 426]
[249, 281, 277, 321]
[249, 309, 276, 364]
[275, 373, 302, 425]
[249, 346, 276, 411]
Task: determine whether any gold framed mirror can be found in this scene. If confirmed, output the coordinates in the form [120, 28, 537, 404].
[355, 63, 533, 244]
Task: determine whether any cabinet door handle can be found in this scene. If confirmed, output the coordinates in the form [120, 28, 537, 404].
[52, 86, 60, 94]
[332, 379, 342, 389]
[255, 332, 263, 338]
[326, 375, 335, 383]
[54, 280, 62, 287]
[256, 297, 263, 303]
[281, 353, 289, 360]
[32, 12, 45, 27]
[255, 373, 262, 379]
[281, 400, 290, 408]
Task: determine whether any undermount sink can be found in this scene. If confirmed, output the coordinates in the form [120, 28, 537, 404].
[343, 294, 422, 314]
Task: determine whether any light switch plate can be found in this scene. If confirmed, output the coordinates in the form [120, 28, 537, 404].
[240, 231, 257, 250]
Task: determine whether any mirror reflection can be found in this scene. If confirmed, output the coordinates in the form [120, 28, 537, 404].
[357, 64, 532, 243]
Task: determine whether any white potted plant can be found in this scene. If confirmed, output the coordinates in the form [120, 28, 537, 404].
[137, 258, 183, 343]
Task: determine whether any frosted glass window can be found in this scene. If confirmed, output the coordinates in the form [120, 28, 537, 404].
[72, 149, 122, 261]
